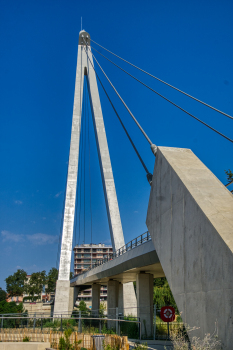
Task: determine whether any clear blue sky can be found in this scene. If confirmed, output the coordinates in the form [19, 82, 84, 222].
[0, 0, 232, 289]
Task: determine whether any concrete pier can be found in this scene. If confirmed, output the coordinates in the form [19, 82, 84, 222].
[136, 273, 153, 337]
[107, 280, 119, 330]
[146, 146, 233, 349]
[92, 284, 100, 315]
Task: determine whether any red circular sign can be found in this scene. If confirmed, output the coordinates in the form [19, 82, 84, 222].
[160, 306, 175, 322]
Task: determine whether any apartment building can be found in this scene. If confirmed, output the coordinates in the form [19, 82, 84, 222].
[73, 243, 113, 306]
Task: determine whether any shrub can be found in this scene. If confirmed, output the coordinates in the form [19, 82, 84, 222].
[133, 342, 147, 350]
[167, 324, 221, 350]
[23, 336, 30, 342]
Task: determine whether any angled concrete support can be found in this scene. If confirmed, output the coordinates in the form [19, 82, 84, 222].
[146, 147, 233, 349]
[92, 284, 100, 315]
[136, 273, 153, 337]
[54, 33, 88, 316]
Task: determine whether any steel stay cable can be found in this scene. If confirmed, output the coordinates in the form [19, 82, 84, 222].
[91, 45, 233, 144]
[78, 83, 85, 245]
[83, 77, 87, 244]
[87, 85, 93, 244]
[83, 45, 153, 183]
[83, 42, 156, 152]
[91, 39, 233, 121]
[85, 49, 150, 175]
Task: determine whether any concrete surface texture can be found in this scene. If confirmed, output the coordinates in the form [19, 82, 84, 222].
[107, 280, 119, 329]
[92, 283, 100, 314]
[146, 146, 233, 349]
[53, 280, 76, 316]
[86, 46, 124, 252]
[136, 273, 154, 337]
[0, 343, 50, 350]
[58, 42, 87, 282]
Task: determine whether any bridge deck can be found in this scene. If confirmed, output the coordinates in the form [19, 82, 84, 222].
[70, 240, 164, 286]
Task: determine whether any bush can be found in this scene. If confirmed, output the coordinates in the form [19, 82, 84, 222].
[23, 336, 30, 342]
[167, 324, 222, 350]
[133, 342, 147, 350]
[102, 325, 116, 335]
[120, 316, 139, 339]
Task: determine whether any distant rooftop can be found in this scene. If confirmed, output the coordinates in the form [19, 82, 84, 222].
[73, 243, 112, 249]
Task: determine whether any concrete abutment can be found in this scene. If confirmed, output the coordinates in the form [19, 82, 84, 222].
[146, 146, 233, 349]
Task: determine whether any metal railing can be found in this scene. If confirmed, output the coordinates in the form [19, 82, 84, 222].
[0, 313, 142, 339]
[75, 231, 151, 276]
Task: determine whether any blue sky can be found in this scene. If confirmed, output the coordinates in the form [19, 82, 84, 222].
[0, 0, 232, 289]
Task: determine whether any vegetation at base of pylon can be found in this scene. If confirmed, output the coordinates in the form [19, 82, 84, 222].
[153, 277, 177, 310]
[0, 287, 7, 302]
[166, 323, 221, 350]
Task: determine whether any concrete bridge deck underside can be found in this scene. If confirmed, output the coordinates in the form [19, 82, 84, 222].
[70, 240, 164, 286]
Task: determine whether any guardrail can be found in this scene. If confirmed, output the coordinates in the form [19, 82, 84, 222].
[75, 231, 151, 276]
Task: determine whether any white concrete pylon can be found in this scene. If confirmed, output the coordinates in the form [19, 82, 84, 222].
[54, 30, 128, 315]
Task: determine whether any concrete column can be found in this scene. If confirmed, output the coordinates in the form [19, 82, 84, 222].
[123, 283, 137, 316]
[136, 273, 154, 338]
[107, 280, 119, 330]
[118, 283, 124, 315]
[54, 282, 79, 317]
[92, 284, 100, 315]
[118, 283, 137, 316]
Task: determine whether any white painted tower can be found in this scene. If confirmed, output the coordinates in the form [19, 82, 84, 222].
[54, 31, 136, 315]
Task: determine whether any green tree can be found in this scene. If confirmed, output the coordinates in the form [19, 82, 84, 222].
[153, 277, 177, 309]
[0, 300, 24, 314]
[24, 271, 46, 301]
[70, 272, 74, 280]
[77, 300, 89, 316]
[5, 269, 27, 297]
[0, 287, 7, 302]
[45, 267, 58, 294]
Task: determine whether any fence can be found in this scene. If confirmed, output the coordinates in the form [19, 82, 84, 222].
[0, 329, 129, 350]
[0, 314, 141, 340]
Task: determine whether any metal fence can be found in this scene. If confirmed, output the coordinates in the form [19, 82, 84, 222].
[0, 313, 142, 340]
